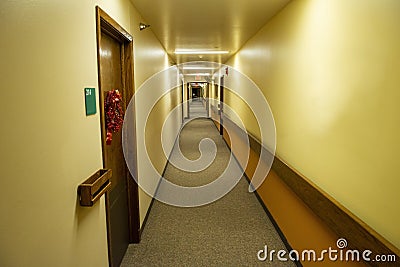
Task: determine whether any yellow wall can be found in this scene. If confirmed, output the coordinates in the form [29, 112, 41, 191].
[145, 87, 181, 174]
[226, 0, 400, 248]
[0, 0, 168, 266]
[128, 4, 172, 227]
[135, 71, 181, 226]
[223, 89, 261, 139]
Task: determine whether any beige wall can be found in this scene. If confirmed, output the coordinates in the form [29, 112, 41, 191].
[223, 89, 261, 139]
[225, 0, 400, 249]
[145, 87, 181, 173]
[137, 83, 182, 226]
[128, 3, 173, 227]
[0, 0, 169, 266]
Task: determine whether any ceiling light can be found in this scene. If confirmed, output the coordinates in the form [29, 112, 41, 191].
[182, 66, 216, 70]
[174, 49, 229, 55]
[185, 73, 211, 76]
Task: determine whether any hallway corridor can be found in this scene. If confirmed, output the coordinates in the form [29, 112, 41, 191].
[121, 119, 294, 266]
[2, 1, 399, 266]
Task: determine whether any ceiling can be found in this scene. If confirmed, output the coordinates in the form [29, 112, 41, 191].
[130, 0, 290, 78]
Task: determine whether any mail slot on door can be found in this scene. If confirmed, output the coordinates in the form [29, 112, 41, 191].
[77, 169, 112, 206]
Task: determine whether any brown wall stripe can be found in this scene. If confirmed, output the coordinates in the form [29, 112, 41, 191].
[221, 113, 399, 266]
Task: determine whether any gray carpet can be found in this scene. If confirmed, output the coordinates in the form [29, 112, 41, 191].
[188, 100, 208, 119]
[121, 118, 295, 266]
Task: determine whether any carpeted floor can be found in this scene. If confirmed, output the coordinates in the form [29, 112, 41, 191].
[121, 118, 295, 266]
[188, 99, 208, 119]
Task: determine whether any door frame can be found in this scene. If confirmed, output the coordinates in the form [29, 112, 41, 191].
[205, 83, 210, 118]
[181, 81, 184, 123]
[219, 76, 224, 135]
[95, 5, 140, 262]
[186, 83, 190, 118]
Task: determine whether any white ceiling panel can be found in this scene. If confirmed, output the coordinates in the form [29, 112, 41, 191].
[130, 0, 291, 65]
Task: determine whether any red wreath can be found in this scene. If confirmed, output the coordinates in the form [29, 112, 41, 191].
[105, 89, 124, 145]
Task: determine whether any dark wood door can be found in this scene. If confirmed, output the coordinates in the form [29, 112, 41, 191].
[205, 83, 209, 117]
[181, 82, 184, 122]
[219, 77, 224, 135]
[99, 31, 130, 267]
[187, 83, 190, 118]
[96, 7, 140, 267]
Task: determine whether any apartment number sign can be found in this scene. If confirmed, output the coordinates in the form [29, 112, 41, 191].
[84, 88, 96, 116]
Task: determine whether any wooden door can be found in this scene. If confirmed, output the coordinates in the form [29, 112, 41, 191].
[181, 82, 184, 122]
[96, 7, 140, 267]
[219, 77, 224, 135]
[205, 83, 209, 118]
[187, 83, 190, 118]
[101, 31, 130, 267]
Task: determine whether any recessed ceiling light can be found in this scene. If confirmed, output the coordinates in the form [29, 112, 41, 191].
[182, 66, 216, 70]
[174, 49, 229, 55]
[185, 73, 211, 76]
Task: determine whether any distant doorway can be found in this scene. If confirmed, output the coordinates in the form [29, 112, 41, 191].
[192, 87, 201, 100]
[187, 83, 209, 119]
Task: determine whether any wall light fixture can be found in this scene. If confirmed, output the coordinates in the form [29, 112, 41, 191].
[139, 22, 150, 31]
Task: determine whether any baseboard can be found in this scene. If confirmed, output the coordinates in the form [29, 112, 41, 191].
[139, 125, 181, 237]
[216, 117, 302, 266]
[221, 114, 400, 266]
[138, 181, 160, 237]
[247, 177, 303, 267]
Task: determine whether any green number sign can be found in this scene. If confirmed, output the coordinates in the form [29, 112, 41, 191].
[85, 88, 96, 116]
